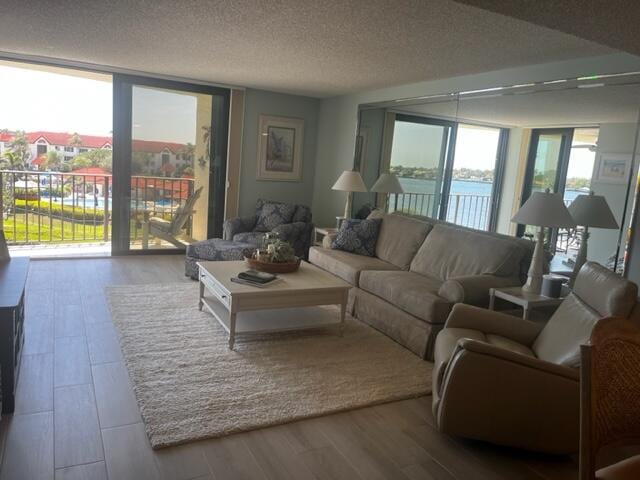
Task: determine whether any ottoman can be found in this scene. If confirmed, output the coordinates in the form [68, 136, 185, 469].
[185, 239, 255, 280]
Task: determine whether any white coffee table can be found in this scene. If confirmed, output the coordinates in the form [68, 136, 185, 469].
[197, 260, 351, 349]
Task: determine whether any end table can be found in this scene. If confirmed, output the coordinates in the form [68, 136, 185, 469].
[489, 286, 565, 320]
[314, 227, 338, 247]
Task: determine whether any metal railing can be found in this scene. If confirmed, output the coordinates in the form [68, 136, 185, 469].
[389, 192, 492, 230]
[0, 170, 194, 245]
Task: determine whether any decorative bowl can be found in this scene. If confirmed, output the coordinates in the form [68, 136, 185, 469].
[244, 256, 301, 273]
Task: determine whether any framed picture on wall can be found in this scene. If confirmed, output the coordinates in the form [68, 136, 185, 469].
[595, 154, 632, 184]
[257, 115, 304, 181]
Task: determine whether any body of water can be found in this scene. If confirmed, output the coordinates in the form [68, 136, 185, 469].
[394, 177, 583, 229]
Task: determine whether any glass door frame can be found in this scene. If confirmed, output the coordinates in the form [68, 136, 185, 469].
[392, 114, 457, 219]
[516, 127, 574, 241]
[112, 74, 230, 255]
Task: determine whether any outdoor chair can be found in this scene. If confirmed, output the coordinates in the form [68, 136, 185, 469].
[142, 186, 203, 249]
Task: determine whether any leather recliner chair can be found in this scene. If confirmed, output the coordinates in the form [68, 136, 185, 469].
[432, 262, 638, 454]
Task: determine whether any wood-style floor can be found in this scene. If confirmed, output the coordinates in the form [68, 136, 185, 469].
[0, 256, 578, 480]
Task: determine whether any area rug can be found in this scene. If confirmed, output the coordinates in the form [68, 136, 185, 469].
[106, 283, 432, 449]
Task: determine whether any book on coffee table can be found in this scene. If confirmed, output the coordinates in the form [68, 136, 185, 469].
[230, 276, 283, 288]
[237, 270, 277, 284]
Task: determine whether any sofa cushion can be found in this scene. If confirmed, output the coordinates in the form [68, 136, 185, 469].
[532, 293, 600, 367]
[331, 218, 382, 257]
[367, 211, 432, 269]
[359, 270, 451, 324]
[308, 246, 398, 285]
[410, 224, 527, 281]
[255, 201, 296, 232]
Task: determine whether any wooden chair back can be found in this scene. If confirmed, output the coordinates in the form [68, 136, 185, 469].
[169, 186, 203, 234]
[580, 316, 640, 479]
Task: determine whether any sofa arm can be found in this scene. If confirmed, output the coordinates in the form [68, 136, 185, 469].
[435, 338, 579, 454]
[438, 274, 521, 306]
[444, 303, 543, 346]
[222, 215, 257, 240]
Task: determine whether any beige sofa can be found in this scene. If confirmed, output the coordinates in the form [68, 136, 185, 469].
[309, 211, 534, 359]
[432, 262, 638, 454]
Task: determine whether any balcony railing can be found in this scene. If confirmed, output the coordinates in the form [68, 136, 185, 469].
[0, 170, 194, 245]
[389, 192, 492, 230]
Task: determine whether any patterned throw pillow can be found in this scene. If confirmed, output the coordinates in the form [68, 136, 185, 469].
[331, 218, 382, 257]
[255, 201, 296, 232]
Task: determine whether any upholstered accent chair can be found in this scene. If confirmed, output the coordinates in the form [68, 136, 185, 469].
[432, 262, 638, 454]
[223, 199, 314, 258]
[580, 317, 640, 479]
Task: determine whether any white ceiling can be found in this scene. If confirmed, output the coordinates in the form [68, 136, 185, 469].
[453, 0, 640, 56]
[0, 0, 614, 98]
[395, 83, 640, 127]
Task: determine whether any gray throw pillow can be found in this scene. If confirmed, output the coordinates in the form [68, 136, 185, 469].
[331, 218, 382, 257]
[255, 201, 296, 232]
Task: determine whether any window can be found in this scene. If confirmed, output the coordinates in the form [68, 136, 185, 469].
[36, 144, 47, 155]
[161, 152, 170, 165]
[64, 155, 73, 163]
[79, 148, 88, 153]
[64, 146, 74, 152]
[388, 114, 507, 231]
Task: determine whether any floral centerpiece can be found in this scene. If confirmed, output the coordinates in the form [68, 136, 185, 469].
[247, 237, 301, 273]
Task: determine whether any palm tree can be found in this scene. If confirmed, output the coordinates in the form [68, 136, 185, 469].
[7, 131, 31, 170]
[0, 151, 25, 170]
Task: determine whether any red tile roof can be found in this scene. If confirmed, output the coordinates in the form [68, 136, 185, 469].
[31, 154, 47, 166]
[26, 131, 112, 148]
[71, 167, 111, 183]
[132, 139, 184, 154]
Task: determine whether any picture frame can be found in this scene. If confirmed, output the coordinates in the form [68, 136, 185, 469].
[257, 115, 304, 181]
[595, 153, 632, 185]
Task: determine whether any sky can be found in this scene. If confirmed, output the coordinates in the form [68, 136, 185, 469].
[0, 64, 113, 136]
[0, 63, 201, 144]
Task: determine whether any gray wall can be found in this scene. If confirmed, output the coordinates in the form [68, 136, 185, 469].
[311, 53, 640, 227]
[590, 123, 639, 265]
[238, 88, 320, 217]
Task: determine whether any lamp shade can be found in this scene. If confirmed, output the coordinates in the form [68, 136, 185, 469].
[568, 192, 619, 229]
[371, 173, 404, 194]
[511, 190, 576, 228]
[332, 170, 367, 192]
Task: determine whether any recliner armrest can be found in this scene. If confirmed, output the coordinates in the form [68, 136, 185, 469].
[438, 274, 521, 306]
[445, 303, 543, 346]
[456, 338, 578, 380]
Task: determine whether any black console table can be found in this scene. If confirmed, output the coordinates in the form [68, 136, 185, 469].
[0, 258, 28, 413]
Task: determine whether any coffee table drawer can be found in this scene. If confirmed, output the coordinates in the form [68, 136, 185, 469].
[200, 272, 230, 307]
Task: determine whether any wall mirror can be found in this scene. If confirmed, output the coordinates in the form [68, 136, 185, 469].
[355, 73, 640, 278]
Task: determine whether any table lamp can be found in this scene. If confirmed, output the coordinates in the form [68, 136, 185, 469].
[371, 172, 404, 210]
[332, 170, 367, 219]
[511, 189, 576, 294]
[568, 191, 618, 283]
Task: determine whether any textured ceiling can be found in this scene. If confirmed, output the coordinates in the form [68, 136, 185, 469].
[0, 0, 614, 98]
[453, 0, 640, 56]
[395, 84, 640, 127]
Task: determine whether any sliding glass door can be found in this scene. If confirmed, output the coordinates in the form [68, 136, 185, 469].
[387, 114, 507, 231]
[517, 128, 573, 242]
[388, 115, 455, 218]
[112, 76, 229, 254]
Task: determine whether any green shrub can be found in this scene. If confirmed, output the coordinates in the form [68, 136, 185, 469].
[14, 199, 105, 223]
